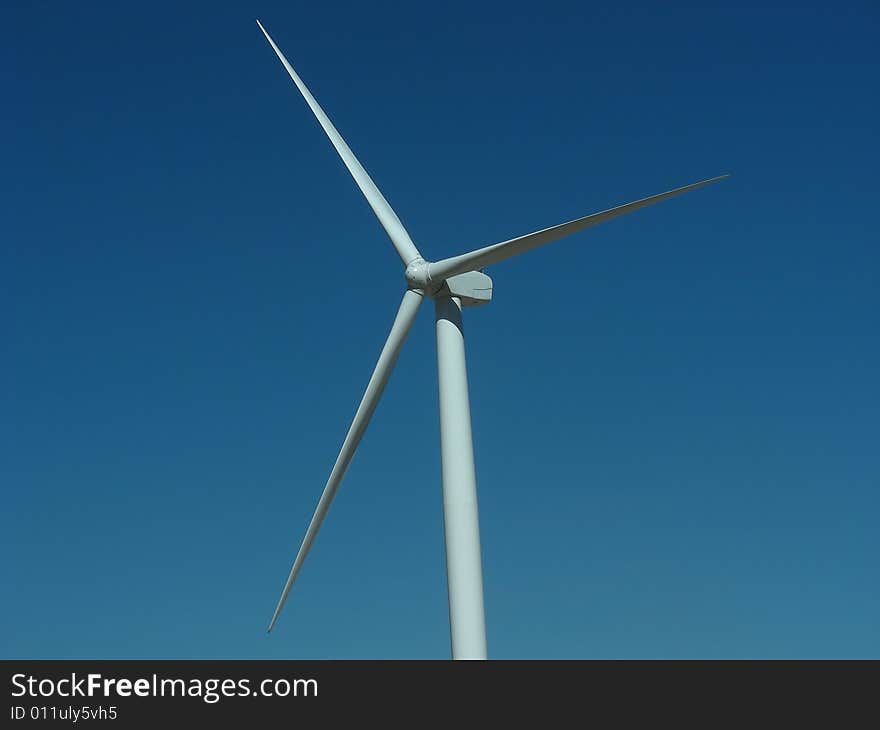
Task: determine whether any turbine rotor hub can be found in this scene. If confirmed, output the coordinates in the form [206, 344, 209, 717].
[404, 257, 432, 290]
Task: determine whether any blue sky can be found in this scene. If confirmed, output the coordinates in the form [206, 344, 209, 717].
[3, 1, 878, 658]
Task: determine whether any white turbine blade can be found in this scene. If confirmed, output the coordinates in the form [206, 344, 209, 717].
[268, 288, 423, 632]
[256, 20, 422, 266]
[427, 175, 728, 282]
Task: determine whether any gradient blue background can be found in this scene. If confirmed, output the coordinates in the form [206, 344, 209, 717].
[3, 1, 878, 658]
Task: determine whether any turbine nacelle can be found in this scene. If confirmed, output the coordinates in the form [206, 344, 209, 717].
[436, 270, 493, 307]
[405, 258, 493, 306]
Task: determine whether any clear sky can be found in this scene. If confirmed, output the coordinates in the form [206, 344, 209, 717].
[3, 1, 878, 658]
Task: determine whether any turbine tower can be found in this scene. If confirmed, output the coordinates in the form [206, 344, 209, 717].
[256, 20, 726, 659]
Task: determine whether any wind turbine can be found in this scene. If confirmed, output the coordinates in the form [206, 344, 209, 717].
[256, 20, 726, 659]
